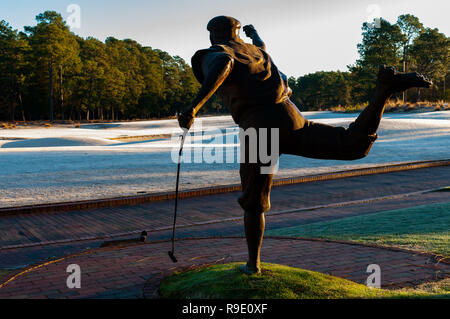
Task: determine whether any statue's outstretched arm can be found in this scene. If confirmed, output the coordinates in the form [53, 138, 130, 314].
[243, 24, 291, 96]
[178, 52, 233, 129]
[243, 25, 266, 51]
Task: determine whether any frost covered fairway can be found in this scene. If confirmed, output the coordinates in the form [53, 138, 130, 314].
[0, 111, 449, 208]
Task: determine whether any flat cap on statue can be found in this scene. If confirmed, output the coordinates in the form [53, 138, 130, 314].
[207, 16, 241, 38]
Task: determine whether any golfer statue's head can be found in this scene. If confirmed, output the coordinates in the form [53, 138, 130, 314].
[207, 16, 242, 45]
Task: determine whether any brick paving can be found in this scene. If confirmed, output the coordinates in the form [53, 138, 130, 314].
[0, 237, 448, 299]
[0, 166, 449, 298]
[1, 166, 448, 249]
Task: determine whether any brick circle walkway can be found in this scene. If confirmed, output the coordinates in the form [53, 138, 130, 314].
[1, 166, 449, 298]
[0, 236, 448, 299]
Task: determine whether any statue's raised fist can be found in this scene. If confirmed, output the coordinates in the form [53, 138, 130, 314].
[243, 25, 256, 38]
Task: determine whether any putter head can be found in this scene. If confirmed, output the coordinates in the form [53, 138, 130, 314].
[139, 231, 148, 242]
[168, 251, 178, 263]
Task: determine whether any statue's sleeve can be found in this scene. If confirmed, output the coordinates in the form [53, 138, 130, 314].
[251, 34, 266, 51]
[279, 71, 293, 97]
[191, 45, 232, 84]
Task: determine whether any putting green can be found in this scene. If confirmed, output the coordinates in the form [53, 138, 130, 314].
[268, 202, 450, 256]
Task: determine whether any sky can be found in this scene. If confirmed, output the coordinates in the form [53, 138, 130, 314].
[1, 0, 449, 77]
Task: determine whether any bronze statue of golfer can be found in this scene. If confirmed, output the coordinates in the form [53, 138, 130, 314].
[178, 16, 432, 274]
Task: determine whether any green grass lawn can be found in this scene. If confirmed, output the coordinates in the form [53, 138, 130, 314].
[267, 201, 450, 257]
[159, 263, 449, 299]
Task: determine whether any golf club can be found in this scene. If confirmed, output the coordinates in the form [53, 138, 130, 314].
[168, 130, 188, 263]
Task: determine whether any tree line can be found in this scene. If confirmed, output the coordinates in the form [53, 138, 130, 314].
[289, 14, 449, 110]
[0, 11, 224, 122]
[0, 12, 448, 121]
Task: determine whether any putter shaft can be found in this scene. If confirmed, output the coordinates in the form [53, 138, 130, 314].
[169, 131, 187, 262]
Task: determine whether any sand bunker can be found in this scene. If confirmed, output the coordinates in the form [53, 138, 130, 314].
[1, 137, 116, 148]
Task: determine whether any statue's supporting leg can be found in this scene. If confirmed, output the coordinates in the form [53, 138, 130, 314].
[242, 211, 265, 274]
[237, 157, 273, 275]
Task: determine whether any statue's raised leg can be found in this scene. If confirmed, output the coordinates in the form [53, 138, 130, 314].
[351, 65, 432, 136]
[282, 66, 432, 160]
